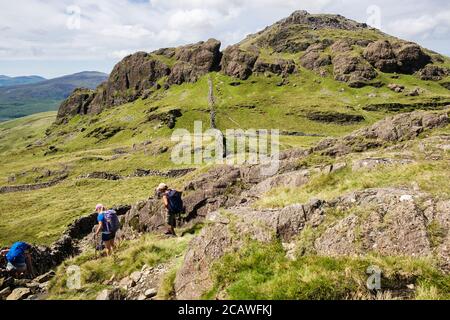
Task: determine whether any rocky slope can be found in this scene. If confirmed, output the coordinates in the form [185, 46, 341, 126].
[55, 10, 450, 124]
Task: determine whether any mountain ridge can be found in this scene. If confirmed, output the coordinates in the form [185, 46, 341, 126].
[0, 71, 108, 121]
[56, 10, 450, 124]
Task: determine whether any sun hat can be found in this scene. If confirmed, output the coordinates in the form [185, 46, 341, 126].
[156, 183, 168, 192]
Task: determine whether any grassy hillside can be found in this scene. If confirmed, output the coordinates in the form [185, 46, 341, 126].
[0, 65, 450, 246]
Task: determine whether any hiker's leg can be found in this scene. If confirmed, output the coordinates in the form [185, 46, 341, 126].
[104, 240, 113, 256]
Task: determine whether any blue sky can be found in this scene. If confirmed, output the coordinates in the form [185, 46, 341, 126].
[0, 0, 449, 78]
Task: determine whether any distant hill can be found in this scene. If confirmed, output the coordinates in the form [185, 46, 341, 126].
[0, 75, 46, 87]
[0, 71, 108, 121]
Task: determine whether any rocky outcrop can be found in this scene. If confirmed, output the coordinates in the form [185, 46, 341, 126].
[314, 111, 449, 156]
[280, 10, 369, 31]
[174, 188, 450, 299]
[253, 58, 296, 76]
[363, 40, 398, 73]
[417, 65, 449, 81]
[56, 40, 221, 123]
[147, 109, 183, 129]
[220, 45, 259, 80]
[56, 88, 96, 124]
[332, 54, 377, 87]
[363, 40, 431, 74]
[168, 39, 222, 85]
[94, 52, 171, 108]
[395, 43, 431, 74]
[300, 51, 332, 73]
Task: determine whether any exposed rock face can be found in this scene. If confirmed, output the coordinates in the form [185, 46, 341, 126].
[56, 39, 221, 123]
[300, 51, 332, 73]
[253, 58, 296, 76]
[220, 45, 259, 80]
[332, 54, 377, 86]
[97, 52, 171, 107]
[363, 40, 398, 73]
[363, 40, 431, 74]
[56, 88, 96, 124]
[395, 43, 431, 74]
[417, 65, 449, 81]
[168, 39, 222, 85]
[314, 111, 449, 156]
[174, 188, 450, 299]
[280, 10, 369, 30]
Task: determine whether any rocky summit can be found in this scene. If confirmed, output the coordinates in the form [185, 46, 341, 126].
[1, 9, 449, 301]
[56, 10, 449, 124]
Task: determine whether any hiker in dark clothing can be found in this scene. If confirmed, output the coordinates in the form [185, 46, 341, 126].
[156, 183, 184, 236]
[1, 242, 34, 277]
[95, 204, 120, 256]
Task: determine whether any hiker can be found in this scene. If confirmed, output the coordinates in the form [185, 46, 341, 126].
[156, 183, 184, 236]
[0, 241, 34, 277]
[94, 204, 120, 256]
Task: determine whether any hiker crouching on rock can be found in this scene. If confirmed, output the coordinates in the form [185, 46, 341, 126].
[1, 241, 34, 278]
[95, 204, 120, 256]
[156, 183, 184, 236]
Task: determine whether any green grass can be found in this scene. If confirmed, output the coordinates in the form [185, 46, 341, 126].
[258, 160, 450, 209]
[205, 240, 450, 300]
[47, 234, 193, 300]
[0, 56, 449, 249]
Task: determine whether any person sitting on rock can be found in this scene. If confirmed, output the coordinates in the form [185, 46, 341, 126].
[0, 241, 34, 278]
[94, 204, 120, 256]
[156, 183, 184, 236]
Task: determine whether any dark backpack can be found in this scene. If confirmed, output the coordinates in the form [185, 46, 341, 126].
[166, 190, 184, 214]
[104, 210, 120, 233]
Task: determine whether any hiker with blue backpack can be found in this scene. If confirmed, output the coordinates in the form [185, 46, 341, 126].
[156, 183, 184, 236]
[1, 241, 34, 277]
[94, 204, 120, 256]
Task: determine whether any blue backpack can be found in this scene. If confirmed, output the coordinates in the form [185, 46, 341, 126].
[6, 242, 29, 264]
[104, 210, 120, 233]
[167, 190, 184, 214]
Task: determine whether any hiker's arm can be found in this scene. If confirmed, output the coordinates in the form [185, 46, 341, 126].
[162, 195, 169, 209]
[95, 222, 103, 236]
[0, 249, 9, 256]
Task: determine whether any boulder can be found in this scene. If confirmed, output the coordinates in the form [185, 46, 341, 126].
[168, 39, 222, 85]
[253, 59, 296, 76]
[220, 45, 259, 80]
[332, 54, 377, 85]
[387, 83, 405, 93]
[144, 288, 157, 298]
[55, 88, 96, 124]
[300, 51, 332, 72]
[0, 287, 11, 300]
[6, 287, 31, 300]
[363, 40, 398, 73]
[394, 43, 431, 74]
[417, 65, 449, 81]
[34, 270, 56, 284]
[96, 288, 124, 300]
